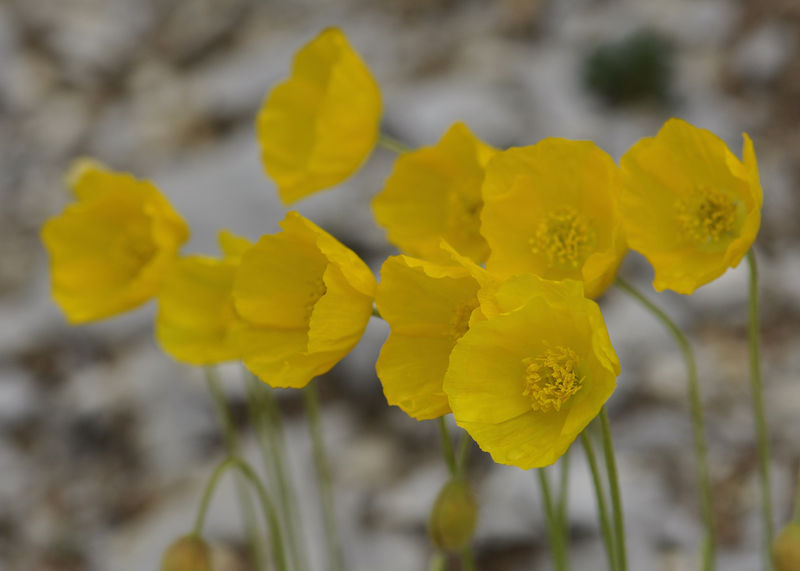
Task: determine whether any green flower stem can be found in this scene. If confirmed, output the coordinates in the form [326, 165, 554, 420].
[615, 276, 716, 570]
[245, 373, 307, 571]
[304, 381, 344, 571]
[438, 416, 457, 477]
[192, 455, 288, 571]
[377, 133, 412, 154]
[599, 407, 627, 571]
[793, 466, 800, 524]
[455, 428, 471, 477]
[557, 447, 572, 571]
[461, 545, 477, 571]
[747, 249, 774, 569]
[538, 467, 568, 571]
[580, 431, 617, 571]
[205, 368, 267, 570]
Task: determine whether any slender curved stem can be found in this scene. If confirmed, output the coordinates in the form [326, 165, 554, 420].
[615, 277, 716, 570]
[192, 456, 288, 571]
[599, 408, 627, 571]
[581, 431, 617, 571]
[304, 382, 344, 571]
[205, 368, 267, 570]
[377, 133, 412, 154]
[746, 250, 774, 569]
[438, 417, 457, 477]
[245, 372, 307, 571]
[538, 467, 567, 571]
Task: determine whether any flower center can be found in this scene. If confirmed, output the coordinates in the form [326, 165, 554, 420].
[522, 346, 583, 412]
[529, 208, 594, 270]
[676, 186, 739, 245]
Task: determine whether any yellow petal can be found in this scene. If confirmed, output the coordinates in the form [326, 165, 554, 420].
[257, 28, 381, 204]
[372, 122, 496, 263]
[156, 256, 242, 364]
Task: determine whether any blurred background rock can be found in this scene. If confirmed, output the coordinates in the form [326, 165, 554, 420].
[1, 0, 799, 569]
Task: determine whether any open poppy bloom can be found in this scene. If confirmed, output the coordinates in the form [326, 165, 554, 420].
[619, 118, 762, 294]
[480, 139, 627, 299]
[375, 245, 496, 420]
[232, 211, 377, 388]
[372, 122, 496, 263]
[41, 159, 189, 324]
[443, 275, 619, 469]
[257, 28, 382, 204]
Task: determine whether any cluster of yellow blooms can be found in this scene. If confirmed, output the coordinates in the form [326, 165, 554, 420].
[41, 28, 762, 472]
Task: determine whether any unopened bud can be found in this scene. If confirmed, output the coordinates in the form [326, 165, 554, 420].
[774, 522, 800, 571]
[429, 479, 478, 552]
[161, 535, 212, 571]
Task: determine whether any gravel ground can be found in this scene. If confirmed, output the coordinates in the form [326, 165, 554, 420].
[1, 0, 799, 569]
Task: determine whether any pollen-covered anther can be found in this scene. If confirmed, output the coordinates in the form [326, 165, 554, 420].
[530, 208, 594, 270]
[522, 346, 584, 412]
[676, 185, 738, 244]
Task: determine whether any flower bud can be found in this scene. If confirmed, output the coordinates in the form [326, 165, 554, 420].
[161, 535, 212, 571]
[429, 479, 478, 552]
[774, 522, 800, 571]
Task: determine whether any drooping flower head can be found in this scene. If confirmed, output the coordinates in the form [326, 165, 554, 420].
[372, 122, 497, 263]
[41, 159, 189, 324]
[620, 118, 762, 294]
[375, 245, 497, 420]
[232, 211, 376, 388]
[480, 139, 627, 298]
[156, 231, 253, 365]
[257, 28, 382, 204]
[443, 275, 620, 469]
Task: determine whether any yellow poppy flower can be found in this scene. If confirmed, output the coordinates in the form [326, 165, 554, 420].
[156, 231, 253, 365]
[372, 122, 497, 263]
[40, 159, 189, 324]
[443, 274, 620, 469]
[619, 118, 762, 294]
[256, 28, 382, 204]
[481, 139, 627, 298]
[375, 246, 495, 420]
[232, 211, 376, 388]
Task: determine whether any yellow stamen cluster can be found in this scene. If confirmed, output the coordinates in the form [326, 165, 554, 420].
[522, 346, 584, 412]
[675, 185, 738, 245]
[530, 208, 594, 270]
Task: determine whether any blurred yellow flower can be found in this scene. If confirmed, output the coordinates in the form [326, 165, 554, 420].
[156, 231, 253, 365]
[481, 139, 627, 298]
[372, 122, 496, 263]
[375, 246, 493, 420]
[40, 159, 189, 324]
[443, 275, 619, 469]
[232, 211, 376, 388]
[257, 28, 382, 205]
[620, 118, 762, 294]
